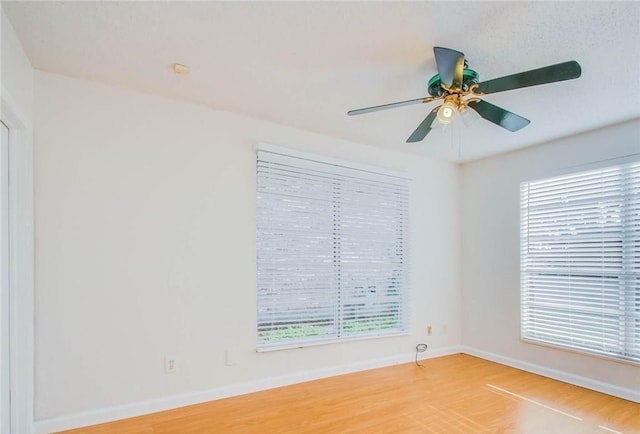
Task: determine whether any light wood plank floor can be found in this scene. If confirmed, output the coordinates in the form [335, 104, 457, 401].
[60, 354, 639, 434]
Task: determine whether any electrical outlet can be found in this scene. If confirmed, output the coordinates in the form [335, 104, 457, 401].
[165, 356, 177, 374]
[426, 325, 432, 336]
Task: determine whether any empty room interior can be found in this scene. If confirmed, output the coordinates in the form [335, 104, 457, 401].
[1, 1, 639, 433]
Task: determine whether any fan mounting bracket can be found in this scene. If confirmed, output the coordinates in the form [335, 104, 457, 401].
[428, 69, 480, 97]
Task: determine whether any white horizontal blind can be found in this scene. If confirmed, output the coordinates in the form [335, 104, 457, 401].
[520, 161, 640, 363]
[256, 149, 409, 350]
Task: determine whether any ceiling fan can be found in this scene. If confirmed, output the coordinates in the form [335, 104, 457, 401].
[347, 47, 582, 143]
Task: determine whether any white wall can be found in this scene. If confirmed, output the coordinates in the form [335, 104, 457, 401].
[1, 9, 33, 118]
[34, 71, 461, 427]
[461, 119, 640, 399]
[1, 8, 35, 434]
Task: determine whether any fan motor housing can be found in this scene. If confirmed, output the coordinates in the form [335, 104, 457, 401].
[428, 69, 479, 97]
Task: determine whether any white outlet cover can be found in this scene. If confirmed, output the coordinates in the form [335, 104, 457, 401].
[164, 356, 177, 374]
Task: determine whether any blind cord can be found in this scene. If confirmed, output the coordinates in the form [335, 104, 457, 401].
[415, 343, 428, 367]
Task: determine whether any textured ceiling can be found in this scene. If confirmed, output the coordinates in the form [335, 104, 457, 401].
[3, 1, 640, 162]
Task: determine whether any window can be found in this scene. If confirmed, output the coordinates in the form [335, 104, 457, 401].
[520, 160, 640, 363]
[256, 147, 409, 350]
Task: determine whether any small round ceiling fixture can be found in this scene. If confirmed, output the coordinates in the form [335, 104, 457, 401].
[173, 63, 190, 76]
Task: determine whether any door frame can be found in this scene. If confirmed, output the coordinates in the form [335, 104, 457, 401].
[1, 119, 11, 434]
[1, 88, 35, 434]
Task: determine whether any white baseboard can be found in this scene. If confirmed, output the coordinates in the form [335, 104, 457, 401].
[35, 345, 463, 433]
[460, 346, 640, 404]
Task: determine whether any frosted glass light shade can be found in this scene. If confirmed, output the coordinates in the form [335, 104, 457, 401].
[437, 101, 457, 124]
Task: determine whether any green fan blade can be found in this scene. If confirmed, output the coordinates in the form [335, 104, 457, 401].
[407, 108, 439, 142]
[476, 61, 581, 95]
[348, 97, 432, 116]
[467, 99, 530, 132]
[434, 47, 465, 90]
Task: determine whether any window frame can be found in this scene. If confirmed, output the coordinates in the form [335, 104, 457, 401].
[255, 144, 410, 351]
[519, 158, 640, 365]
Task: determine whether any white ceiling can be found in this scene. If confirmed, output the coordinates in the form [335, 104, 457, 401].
[3, 1, 640, 162]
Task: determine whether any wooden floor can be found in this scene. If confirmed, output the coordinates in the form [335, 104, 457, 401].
[61, 354, 639, 434]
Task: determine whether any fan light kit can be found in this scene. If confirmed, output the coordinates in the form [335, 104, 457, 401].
[437, 101, 457, 124]
[348, 47, 582, 143]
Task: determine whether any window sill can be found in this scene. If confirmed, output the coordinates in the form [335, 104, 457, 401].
[256, 331, 409, 353]
[520, 337, 640, 367]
